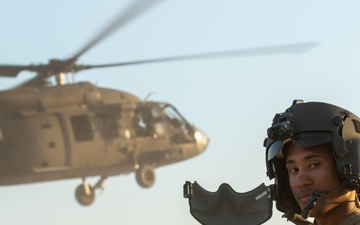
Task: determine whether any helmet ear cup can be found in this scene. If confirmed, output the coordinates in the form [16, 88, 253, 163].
[335, 118, 360, 188]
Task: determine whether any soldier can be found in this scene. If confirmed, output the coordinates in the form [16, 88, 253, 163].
[265, 100, 360, 225]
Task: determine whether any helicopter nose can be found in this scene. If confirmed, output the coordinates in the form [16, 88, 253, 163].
[194, 129, 209, 153]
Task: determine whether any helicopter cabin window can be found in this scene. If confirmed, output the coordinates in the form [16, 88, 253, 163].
[70, 115, 94, 142]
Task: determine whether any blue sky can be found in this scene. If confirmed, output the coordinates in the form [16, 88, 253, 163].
[0, 1, 359, 224]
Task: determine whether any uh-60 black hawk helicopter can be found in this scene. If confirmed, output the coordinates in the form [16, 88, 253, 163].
[0, 0, 318, 206]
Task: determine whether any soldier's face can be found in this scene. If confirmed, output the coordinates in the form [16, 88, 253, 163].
[285, 143, 344, 217]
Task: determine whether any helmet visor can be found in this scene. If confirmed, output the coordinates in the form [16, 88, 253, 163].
[267, 140, 283, 161]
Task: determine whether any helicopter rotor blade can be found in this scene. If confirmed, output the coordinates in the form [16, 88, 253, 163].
[72, 0, 163, 61]
[0, 62, 69, 77]
[0, 0, 163, 78]
[0, 41, 318, 78]
[75, 42, 319, 71]
[0, 65, 35, 77]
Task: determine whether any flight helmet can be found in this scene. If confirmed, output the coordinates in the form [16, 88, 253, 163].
[264, 100, 360, 214]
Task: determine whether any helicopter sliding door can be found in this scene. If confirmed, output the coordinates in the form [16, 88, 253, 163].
[66, 105, 127, 170]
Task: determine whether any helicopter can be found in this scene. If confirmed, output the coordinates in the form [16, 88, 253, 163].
[0, 0, 318, 206]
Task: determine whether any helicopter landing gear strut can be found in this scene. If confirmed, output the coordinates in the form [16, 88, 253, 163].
[131, 151, 156, 188]
[75, 176, 107, 206]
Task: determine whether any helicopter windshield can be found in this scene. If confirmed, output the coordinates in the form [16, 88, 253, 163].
[162, 104, 195, 144]
[163, 105, 187, 126]
[163, 105, 185, 121]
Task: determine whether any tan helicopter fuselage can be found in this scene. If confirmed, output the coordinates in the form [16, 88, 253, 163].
[0, 82, 208, 186]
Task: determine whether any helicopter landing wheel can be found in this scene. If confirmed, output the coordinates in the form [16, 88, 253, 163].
[75, 183, 95, 206]
[136, 164, 156, 188]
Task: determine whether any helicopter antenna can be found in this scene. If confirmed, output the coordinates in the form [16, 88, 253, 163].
[144, 92, 156, 101]
[70, 73, 75, 84]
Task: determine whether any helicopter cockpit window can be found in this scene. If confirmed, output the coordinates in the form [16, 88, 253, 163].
[70, 115, 94, 142]
[151, 107, 161, 119]
[163, 106, 186, 128]
[151, 107, 165, 137]
[163, 105, 194, 143]
[133, 107, 154, 137]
